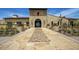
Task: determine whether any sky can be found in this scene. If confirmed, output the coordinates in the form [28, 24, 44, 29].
[0, 8, 79, 19]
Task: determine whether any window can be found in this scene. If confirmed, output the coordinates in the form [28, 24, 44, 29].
[17, 22, 22, 26]
[58, 21, 59, 25]
[26, 22, 29, 26]
[51, 21, 53, 26]
[37, 12, 39, 16]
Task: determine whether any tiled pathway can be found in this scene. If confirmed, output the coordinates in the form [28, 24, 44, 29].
[0, 28, 79, 50]
[29, 28, 50, 42]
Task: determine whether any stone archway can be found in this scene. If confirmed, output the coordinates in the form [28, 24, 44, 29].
[35, 19, 41, 28]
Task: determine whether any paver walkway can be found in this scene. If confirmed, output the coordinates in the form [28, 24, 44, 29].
[29, 28, 50, 42]
[0, 28, 79, 50]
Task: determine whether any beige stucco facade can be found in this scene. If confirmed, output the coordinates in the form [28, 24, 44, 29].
[0, 8, 75, 32]
[29, 16, 48, 28]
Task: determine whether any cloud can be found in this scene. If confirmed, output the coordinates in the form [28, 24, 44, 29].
[3, 11, 28, 18]
[9, 13, 27, 17]
[54, 8, 79, 17]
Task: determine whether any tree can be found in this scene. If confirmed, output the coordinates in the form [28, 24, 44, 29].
[70, 21, 74, 35]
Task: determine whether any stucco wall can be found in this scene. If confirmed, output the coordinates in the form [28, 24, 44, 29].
[29, 16, 48, 28]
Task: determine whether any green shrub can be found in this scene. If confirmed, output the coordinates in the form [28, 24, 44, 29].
[67, 30, 71, 33]
[73, 29, 77, 33]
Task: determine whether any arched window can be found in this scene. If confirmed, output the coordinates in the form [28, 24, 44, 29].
[51, 21, 53, 26]
[35, 19, 41, 27]
[37, 12, 39, 16]
[58, 21, 59, 25]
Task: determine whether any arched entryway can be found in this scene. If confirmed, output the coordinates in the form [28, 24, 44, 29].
[35, 19, 41, 27]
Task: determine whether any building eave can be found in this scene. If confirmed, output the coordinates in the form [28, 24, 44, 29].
[4, 17, 29, 19]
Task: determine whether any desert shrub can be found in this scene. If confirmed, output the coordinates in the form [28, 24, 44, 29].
[5, 30, 9, 35]
[16, 30, 19, 33]
[0, 31, 3, 35]
[73, 29, 77, 33]
[10, 31, 15, 35]
[66, 30, 71, 33]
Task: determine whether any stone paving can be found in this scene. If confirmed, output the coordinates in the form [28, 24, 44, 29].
[0, 28, 79, 50]
[29, 28, 50, 42]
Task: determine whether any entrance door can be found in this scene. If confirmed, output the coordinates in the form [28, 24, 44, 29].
[35, 19, 41, 27]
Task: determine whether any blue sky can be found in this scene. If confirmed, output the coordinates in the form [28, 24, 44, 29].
[0, 8, 79, 19]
